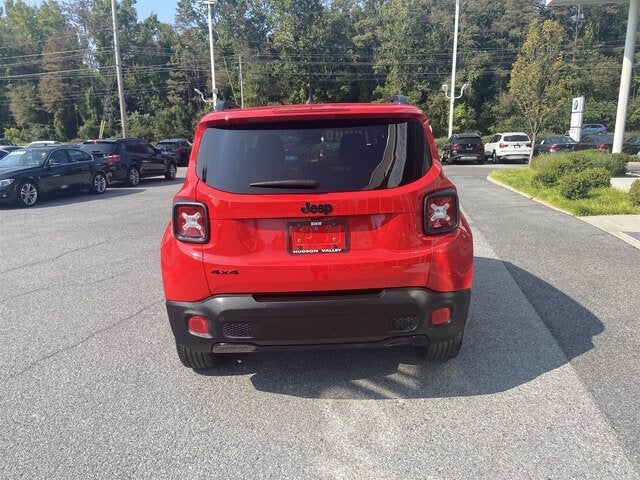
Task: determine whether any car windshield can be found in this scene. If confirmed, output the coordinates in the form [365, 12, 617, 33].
[504, 135, 529, 142]
[0, 149, 47, 167]
[196, 119, 430, 194]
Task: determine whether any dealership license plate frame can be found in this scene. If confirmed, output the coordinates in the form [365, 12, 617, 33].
[287, 220, 349, 255]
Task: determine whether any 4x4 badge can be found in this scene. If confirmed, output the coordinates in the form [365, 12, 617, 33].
[301, 202, 333, 215]
[211, 269, 239, 275]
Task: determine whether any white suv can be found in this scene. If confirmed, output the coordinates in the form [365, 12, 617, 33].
[484, 132, 532, 163]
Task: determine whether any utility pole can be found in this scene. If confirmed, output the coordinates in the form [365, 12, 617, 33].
[111, 0, 128, 137]
[239, 55, 244, 108]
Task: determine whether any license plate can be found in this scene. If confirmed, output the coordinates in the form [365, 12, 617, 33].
[513, 145, 520, 148]
[287, 221, 349, 254]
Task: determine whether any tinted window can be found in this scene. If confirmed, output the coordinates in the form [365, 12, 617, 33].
[68, 149, 93, 162]
[196, 119, 430, 194]
[489, 135, 500, 143]
[81, 142, 116, 155]
[48, 149, 70, 164]
[125, 143, 145, 154]
[157, 142, 178, 148]
[504, 135, 529, 142]
[455, 136, 482, 143]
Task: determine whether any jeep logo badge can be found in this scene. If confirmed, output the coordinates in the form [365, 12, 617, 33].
[301, 202, 333, 215]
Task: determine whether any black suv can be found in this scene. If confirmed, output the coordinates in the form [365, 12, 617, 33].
[80, 138, 177, 186]
[441, 133, 485, 164]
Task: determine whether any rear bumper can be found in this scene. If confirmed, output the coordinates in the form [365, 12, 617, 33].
[166, 287, 471, 353]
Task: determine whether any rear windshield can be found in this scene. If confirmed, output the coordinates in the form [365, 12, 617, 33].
[504, 135, 529, 142]
[455, 136, 482, 143]
[196, 119, 430, 194]
[80, 142, 116, 155]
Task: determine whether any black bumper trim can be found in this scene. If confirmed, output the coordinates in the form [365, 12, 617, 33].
[166, 288, 471, 353]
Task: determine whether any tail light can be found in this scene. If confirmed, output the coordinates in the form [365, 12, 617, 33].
[549, 145, 558, 152]
[499, 143, 507, 148]
[597, 144, 608, 150]
[423, 190, 459, 235]
[526, 142, 532, 147]
[173, 202, 209, 243]
[104, 154, 121, 162]
[171, 147, 181, 153]
[452, 144, 463, 150]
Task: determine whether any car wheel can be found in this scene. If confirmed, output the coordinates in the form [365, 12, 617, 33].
[176, 341, 220, 369]
[165, 162, 177, 180]
[492, 151, 499, 164]
[414, 331, 463, 361]
[127, 167, 140, 186]
[91, 172, 108, 194]
[15, 180, 39, 207]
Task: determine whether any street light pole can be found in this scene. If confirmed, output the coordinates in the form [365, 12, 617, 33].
[447, 0, 460, 139]
[198, 0, 218, 107]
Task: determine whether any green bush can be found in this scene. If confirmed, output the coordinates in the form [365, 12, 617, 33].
[630, 180, 640, 206]
[532, 170, 559, 187]
[558, 167, 611, 199]
[532, 150, 629, 179]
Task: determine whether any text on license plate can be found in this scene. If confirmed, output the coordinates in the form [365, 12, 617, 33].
[287, 221, 349, 254]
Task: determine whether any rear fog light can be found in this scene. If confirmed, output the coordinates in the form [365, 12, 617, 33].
[188, 315, 212, 338]
[431, 307, 451, 326]
[173, 202, 209, 243]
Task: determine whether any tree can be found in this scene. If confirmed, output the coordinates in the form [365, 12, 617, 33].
[509, 19, 571, 156]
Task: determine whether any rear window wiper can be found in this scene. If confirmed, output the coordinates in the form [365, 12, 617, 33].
[249, 180, 319, 189]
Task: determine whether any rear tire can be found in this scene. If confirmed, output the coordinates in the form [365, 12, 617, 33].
[492, 151, 499, 164]
[165, 162, 177, 180]
[176, 341, 220, 369]
[127, 167, 140, 186]
[414, 331, 463, 361]
[91, 172, 108, 194]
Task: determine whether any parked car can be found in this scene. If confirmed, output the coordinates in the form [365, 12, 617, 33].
[160, 96, 474, 369]
[26, 140, 62, 148]
[441, 133, 485, 164]
[0, 146, 110, 207]
[581, 123, 607, 136]
[533, 135, 578, 155]
[80, 138, 177, 186]
[156, 138, 192, 167]
[0, 146, 21, 160]
[576, 133, 614, 152]
[484, 132, 532, 163]
[622, 135, 640, 155]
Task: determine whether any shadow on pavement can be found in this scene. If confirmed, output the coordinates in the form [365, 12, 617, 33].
[193, 257, 603, 400]
[0, 187, 142, 210]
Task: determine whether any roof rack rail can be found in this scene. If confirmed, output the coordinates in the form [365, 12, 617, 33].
[382, 94, 409, 105]
[214, 100, 241, 112]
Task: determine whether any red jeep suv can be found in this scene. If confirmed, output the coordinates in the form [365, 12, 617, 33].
[160, 96, 473, 369]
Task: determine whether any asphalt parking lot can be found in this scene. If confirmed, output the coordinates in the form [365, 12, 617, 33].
[1, 166, 639, 478]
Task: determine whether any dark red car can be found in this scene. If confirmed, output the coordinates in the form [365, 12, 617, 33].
[160, 97, 474, 368]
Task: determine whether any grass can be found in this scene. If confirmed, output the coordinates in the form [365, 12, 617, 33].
[489, 167, 640, 216]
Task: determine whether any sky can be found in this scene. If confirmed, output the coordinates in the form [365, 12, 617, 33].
[22, 1, 177, 25]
